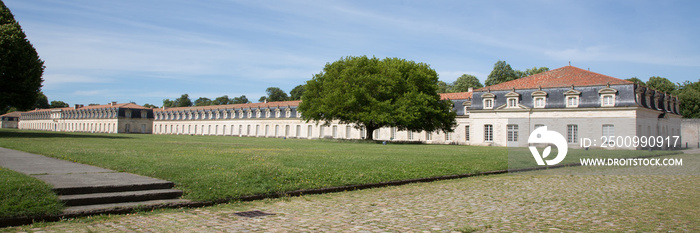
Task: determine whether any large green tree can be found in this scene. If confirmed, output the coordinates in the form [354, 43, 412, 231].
[520, 66, 549, 77]
[452, 74, 483, 92]
[289, 85, 305, 100]
[626, 77, 645, 84]
[646, 76, 676, 94]
[299, 56, 456, 140]
[484, 60, 519, 86]
[0, 1, 45, 113]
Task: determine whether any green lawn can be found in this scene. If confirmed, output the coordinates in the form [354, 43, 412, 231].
[0, 129, 679, 219]
[0, 168, 63, 219]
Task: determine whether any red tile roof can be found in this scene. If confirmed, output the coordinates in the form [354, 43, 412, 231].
[25, 103, 149, 112]
[440, 92, 472, 100]
[0, 111, 24, 117]
[155, 100, 302, 112]
[475, 66, 633, 91]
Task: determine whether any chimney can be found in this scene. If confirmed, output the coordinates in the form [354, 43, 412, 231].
[110, 101, 117, 106]
[468, 87, 473, 92]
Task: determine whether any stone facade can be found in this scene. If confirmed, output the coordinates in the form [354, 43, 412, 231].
[18, 102, 153, 134]
[0, 111, 22, 128]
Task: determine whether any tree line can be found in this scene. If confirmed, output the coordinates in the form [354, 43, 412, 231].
[437, 60, 549, 93]
[626, 76, 700, 118]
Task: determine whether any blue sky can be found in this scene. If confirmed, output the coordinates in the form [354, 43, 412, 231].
[5, 0, 700, 106]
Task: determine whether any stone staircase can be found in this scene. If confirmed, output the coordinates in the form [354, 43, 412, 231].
[49, 176, 188, 214]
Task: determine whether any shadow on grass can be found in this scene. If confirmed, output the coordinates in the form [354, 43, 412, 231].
[0, 130, 133, 139]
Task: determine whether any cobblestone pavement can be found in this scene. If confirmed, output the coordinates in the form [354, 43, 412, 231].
[6, 157, 699, 232]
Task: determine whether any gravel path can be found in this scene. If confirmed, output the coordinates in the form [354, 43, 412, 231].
[6, 156, 699, 232]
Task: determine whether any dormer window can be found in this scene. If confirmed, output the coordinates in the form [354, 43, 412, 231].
[505, 91, 520, 108]
[532, 90, 547, 109]
[247, 110, 252, 118]
[255, 110, 261, 118]
[564, 89, 581, 108]
[482, 93, 495, 110]
[265, 109, 271, 118]
[508, 98, 518, 107]
[285, 109, 291, 118]
[275, 109, 281, 118]
[125, 110, 132, 118]
[598, 87, 618, 107]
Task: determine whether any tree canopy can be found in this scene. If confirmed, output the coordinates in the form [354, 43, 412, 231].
[49, 100, 69, 108]
[484, 60, 519, 86]
[194, 97, 212, 106]
[626, 77, 644, 84]
[0, 1, 45, 113]
[259, 87, 289, 102]
[289, 85, 305, 100]
[646, 76, 676, 94]
[298, 56, 456, 140]
[452, 74, 483, 92]
[231, 95, 249, 104]
[34, 91, 49, 109]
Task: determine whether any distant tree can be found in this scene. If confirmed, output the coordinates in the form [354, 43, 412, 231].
[436, 81, 452, 93]
[213, 95, 231, 105]
[521, 66, 549, 77]
[258, 96, 267, 103]
[289, 85, 305, 100]
[677, 80, 700, 118]
[194, 97, 212, 106]
[626, 77, 645, 84]
[142, 103, 157, 108]
[0, 1, 45, 112]
[452, 74, 483, 92]
[174, 94, 193, 107]
[484, 60, 520, 86]
[263, 87, 289, 102]
[231, 95, 249, 104]
[162, 99, 175, 107]
[298, 56, 456, 140]
[88, 103, 99, 106]
[646, 76, 676, 94]
[49, 100, 69, 108]
[34, 92, 49, 109]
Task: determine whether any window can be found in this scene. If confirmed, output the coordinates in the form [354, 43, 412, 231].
[125, 110, 132, 118]
[602, 124, 614, 145]
[566, 96, 579, 107]
[319, 126, 325, 138]
[534, 97, 545, 108]
[374, 128, 380, 139]
[484, 125, 493, 142]
[507, 124, 518, 142]
[391, 127, 396, 140]
[508, 98, 518, 108]
[275, 109, 281, 118]
[408, 131, 414, 140]
[602, 94, 615, 107]
[346, 126, 351, 139]
[275, 125, 279, 137]
[332, 125, 338, 138]
[265, 125, 269, 136]
[465, 125, 470, 141]
[296, 125, 301, 137]
[426, 131, 432, 141]
[286, 109, 291, 118]
[307, 125, 312, 138]
[567, 124, 578, 143]
[445, 132, 452, 141]
[484, 99, 493, 109]
[255, 125, 260, 136]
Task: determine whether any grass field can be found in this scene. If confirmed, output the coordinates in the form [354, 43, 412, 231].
[0, 168, 63, 219]
[0, 129, 680, 219]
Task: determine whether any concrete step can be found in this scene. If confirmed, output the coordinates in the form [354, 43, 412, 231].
[63, 199, 191, 215]
[33, 172, 176, 195]
[59, 189, 183, 206]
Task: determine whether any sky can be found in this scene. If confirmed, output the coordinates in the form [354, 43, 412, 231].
[5, 0, 700, 106]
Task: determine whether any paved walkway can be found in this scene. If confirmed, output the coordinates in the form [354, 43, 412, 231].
[6, 154, 699, 232]
[0, 147, 174, 192]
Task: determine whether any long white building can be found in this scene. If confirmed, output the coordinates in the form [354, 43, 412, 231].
[14, 66, 685, 149]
